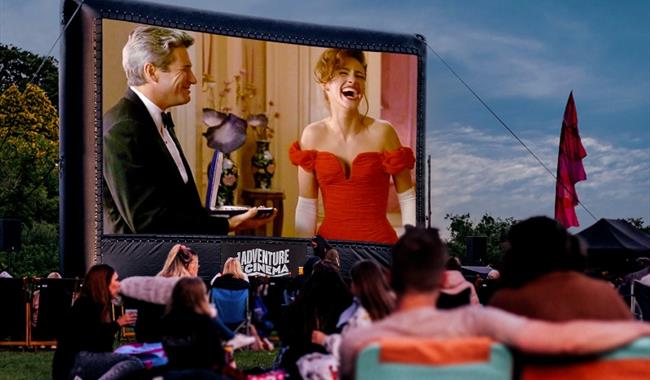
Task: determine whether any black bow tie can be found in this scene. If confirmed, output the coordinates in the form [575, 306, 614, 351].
[161, 112, 175, 131]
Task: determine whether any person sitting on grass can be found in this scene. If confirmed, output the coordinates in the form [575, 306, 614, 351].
[323, 248, 341, 271]
[161, 277, 231, 378]
[438, 256, 479, 308]
[489, 216, 632, 321]
[211, 257, 272, 351]
[297, 260, 394, 379]
[339, 225, 650, 380]
[278, 261, 352, 378]
[52, 264, 143, 380]
[211, 257, 249, 288]
[120, 244, 255, 350]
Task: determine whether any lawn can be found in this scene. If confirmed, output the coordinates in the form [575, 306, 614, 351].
[0, 348, 278, 380]
[0, 350, 54, 380]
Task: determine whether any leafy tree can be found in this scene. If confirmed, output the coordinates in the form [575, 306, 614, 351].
[0, 223, 59, 277]
[0, 83, 59, 277]
[445, 213, 516, 267]
[0, 84, 59, 225]
[0, 44, 58, 108]
[624, 218, 650, 234]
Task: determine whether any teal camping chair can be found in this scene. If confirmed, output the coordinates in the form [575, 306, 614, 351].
[520, 336, 650, 380]
[356, 337, 513, 380]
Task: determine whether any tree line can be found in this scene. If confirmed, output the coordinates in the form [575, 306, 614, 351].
[0, 44, 59, 276]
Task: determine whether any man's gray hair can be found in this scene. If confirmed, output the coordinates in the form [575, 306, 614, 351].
[122, 26, 194, 86]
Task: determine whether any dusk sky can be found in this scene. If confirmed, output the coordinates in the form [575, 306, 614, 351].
[1, 0, 648, 235]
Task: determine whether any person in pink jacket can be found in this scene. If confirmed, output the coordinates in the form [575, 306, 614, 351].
[438, 257, 479, 307]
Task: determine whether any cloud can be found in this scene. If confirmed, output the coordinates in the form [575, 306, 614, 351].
[579, 137, 650, 199]
[426, 26, 588, 100]
[426, 125, 650, 234]
[161, 0, 593, 101]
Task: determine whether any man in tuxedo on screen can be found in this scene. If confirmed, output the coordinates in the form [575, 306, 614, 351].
[103, 26, 275, 234]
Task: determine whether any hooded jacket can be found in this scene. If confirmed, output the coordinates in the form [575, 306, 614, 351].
[440, 270, 480, 305]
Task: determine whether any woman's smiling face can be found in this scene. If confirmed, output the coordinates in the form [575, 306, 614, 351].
[324, 56, 366, 109]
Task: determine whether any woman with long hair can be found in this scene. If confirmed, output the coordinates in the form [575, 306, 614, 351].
[297, 260, 394, 379]
[124, 244, 253, 349]
[211, 257, 272, 350]
[211, 257, 248, 289]
[158, 244, 200, 278]
[126, 244, 199, 343]
[279, 261, 352, 378]
[161, 277, 228, 375]
[346, 259, 394, 321]
[52, 264, 143, 380]
[289, 48, 415, 244]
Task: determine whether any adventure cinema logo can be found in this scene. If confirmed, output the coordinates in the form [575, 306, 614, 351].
[236, 247, 291, 277]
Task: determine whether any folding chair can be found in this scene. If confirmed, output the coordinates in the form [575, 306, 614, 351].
[630, 280, 650, 321]
[355, 337, 513, 380]
[125, 297, 166, 343]
[209, 287, 250, 334]
[520, 336, 650, 380]
[30, 277, 79, 345]
[437, 288, 472, 309]
[0, 278, 29, 346]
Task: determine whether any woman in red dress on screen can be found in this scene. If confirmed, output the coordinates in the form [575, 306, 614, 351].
[289, 48, 415, 244]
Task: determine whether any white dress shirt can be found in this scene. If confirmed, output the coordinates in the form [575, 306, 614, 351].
[130, 86, 189, 184]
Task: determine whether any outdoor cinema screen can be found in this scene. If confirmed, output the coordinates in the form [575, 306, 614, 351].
[60, 0, 426, 277]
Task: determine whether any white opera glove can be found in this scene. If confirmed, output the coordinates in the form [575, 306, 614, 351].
[397, 187, 416, 227]
[295, 196, 318, 237]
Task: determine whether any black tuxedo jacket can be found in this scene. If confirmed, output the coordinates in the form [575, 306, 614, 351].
[103, 89, 229, 234]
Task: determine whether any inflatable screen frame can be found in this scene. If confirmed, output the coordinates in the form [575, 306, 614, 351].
[60, 0, 426, 278]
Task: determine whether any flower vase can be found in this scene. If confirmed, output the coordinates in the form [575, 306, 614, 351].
[217, 153, 238, 206]
[251, 140, 275, 189]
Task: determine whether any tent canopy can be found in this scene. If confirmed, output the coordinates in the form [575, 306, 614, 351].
[461, 266, 492, 279]
[577, 218, 650, 256]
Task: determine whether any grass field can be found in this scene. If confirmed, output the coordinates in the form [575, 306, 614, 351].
[0, 350, 55, 380]
[0, 348, 278, 380]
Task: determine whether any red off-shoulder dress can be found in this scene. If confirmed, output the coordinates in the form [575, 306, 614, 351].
[289, 141, 415, 244]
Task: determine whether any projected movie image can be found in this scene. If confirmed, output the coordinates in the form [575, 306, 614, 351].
[102, 19, 419, 244]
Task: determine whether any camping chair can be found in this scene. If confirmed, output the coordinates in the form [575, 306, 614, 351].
[630, 280, 650, 321]
[0, 278, 29, 346]
[519, 336, 650, 380]
[121, 295, 166, 343]
[437, 288, 472, 309]
[30, 277, 79, 345]
[355, 337, 513, 380]
[209, 287, 250, 334]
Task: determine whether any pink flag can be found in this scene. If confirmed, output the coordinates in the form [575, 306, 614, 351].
[555, 92, 587, 228]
